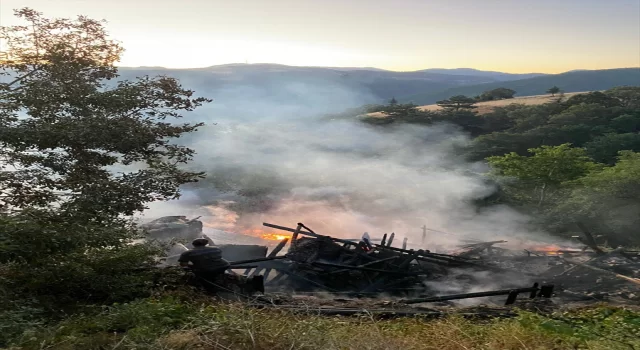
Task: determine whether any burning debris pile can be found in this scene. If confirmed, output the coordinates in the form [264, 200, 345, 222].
[228, 222, 556, 307]
[146, 215, 639, 310]
[227, 222, 639, 308]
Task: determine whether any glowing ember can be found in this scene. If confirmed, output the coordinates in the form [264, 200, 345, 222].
[528, 244, 582, 255]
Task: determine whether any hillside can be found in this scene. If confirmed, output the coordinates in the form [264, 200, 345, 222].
[400, 68, 640, 105]
[419, 68, 546, 81]
[364, 92, 587, 118]
[417, 91, 585, 114]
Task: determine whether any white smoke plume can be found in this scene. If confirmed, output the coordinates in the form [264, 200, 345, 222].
[142, 73, 569, 251]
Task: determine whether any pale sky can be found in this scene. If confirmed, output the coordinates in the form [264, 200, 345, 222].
[1, 0, 639, 73]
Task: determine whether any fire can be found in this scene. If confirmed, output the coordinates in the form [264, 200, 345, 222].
[242, 228, 291, 241]
[260, 233, 291, 241]
[531, 244, 564, 252]
[528, 244, 581, 255]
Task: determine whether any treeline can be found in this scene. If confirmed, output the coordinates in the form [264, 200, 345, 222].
[360, 87, 640, 246]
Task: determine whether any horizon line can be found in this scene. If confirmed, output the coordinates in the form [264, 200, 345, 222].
[114, 63, 640, 75]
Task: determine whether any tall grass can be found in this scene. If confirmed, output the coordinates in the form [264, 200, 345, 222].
[5, 292, 640, 350]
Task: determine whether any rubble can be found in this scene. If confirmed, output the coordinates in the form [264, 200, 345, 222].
[225, 222, 555, 306]
[221, 222, 638, 309]
[150, 217, 639, 312]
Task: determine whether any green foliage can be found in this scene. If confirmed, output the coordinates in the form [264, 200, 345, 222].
[550, 151, 640, 244]
[487, 144, 600, 207]
[606, 86, 640, 108]
[0, 7, 209, 326]
[436, 95, 477, 110]
[518, 306, 640, 348]
[585, 133, 640, 164]
[564, 91, 622, 108]
[0, 9, 209, 216]
[610, 113, 640, 133]
[547, 86, 561, 96]
[476, 87, 516, 101]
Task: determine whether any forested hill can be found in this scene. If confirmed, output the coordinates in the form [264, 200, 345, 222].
[359, 87, 640, 247]
[401, 68, 640, 105]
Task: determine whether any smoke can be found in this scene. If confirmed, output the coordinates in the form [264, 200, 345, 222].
[142, 70, 566, 250]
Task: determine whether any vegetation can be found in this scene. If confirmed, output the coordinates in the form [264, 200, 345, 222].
[401, 68, 640, 105]
[476, 87, 516, 101]
[1, 7, 639, 349]
[361, 86, 640, 245]
[547, 86, 561, 96]
[4, 291, 639, 350]
[436, 95, 477, 110]
[0, 8, 209, 346]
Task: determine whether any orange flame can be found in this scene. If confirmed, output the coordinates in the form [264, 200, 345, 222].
[242, 228, 291, 241]
[528, 244, 581, 255]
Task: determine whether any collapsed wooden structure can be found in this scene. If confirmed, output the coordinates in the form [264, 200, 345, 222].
[224, 222, 557, 306]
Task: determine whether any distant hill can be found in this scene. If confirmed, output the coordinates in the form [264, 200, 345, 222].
[117, 64, 503, 106]
[400, 68, 640, 105]
[418, 68, 546, 81]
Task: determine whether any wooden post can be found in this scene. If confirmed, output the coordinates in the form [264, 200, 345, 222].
[421, 225, 427, 245]
[289, 223, 303, 252]
[402, 237, 408, 250]
[387, 232, 395, 247]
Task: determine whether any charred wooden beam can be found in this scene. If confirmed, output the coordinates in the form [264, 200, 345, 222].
[275, 269, 338, 292]
[401, 283, 554, 305]
[251, 238, 289, 277]
[228, 256, 288, 266]
[289, 224, 303, 251]
[387, 232, 395, 247]
[327, 256, 399, 275]
[264, 222, 358, 246]
[312, 261, 424, 276]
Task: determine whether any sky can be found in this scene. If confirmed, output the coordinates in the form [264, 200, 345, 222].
[0, 0, 639, 73]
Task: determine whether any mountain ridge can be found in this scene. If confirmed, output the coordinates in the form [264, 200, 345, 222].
[400, 67, 640, 104]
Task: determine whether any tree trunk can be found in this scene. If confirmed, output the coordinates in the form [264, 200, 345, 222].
[538, 182, 547, 207]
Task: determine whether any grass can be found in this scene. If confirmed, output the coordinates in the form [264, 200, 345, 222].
[365, 92, 587, 118]
[4, 291, 640, 350]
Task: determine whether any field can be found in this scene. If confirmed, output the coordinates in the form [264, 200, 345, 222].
[365, 92, 586, 118]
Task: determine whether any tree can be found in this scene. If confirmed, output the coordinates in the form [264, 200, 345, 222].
[436, 95, 477, 111]
[584, 133, 640, 164]
[0, 8, 210, 307]
[477, 88, 516, 101]
[486, 144, 599, 207]
[552, 151, 640, 245]
[606, 86, 640, 108]
[565, 91, 621, 108]
[547, 86, 561, 96]
[389, 97, 398, 106]
[0, 8, 210, 216]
